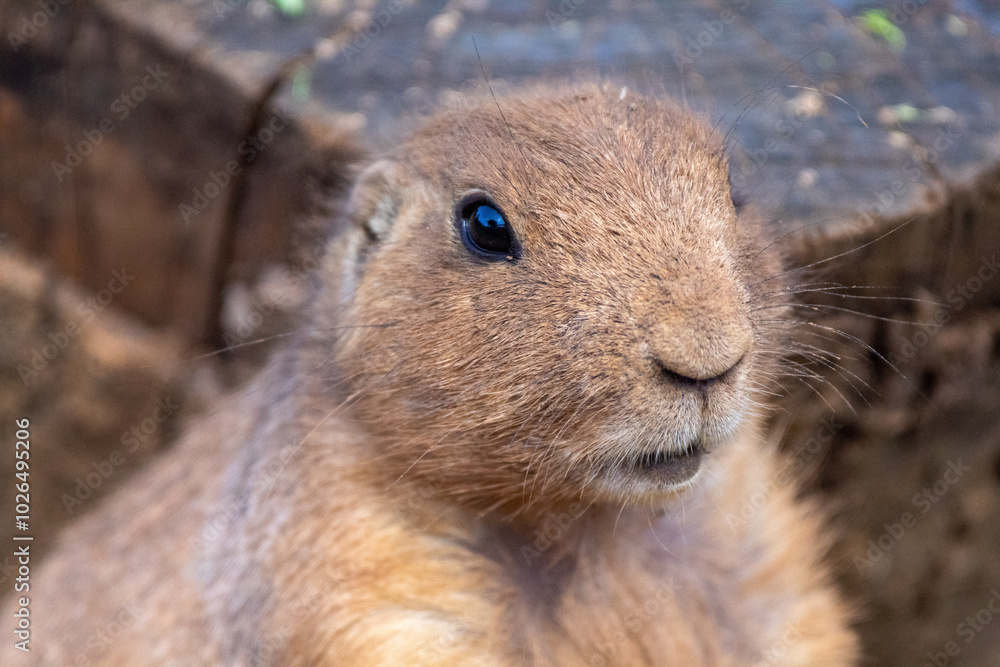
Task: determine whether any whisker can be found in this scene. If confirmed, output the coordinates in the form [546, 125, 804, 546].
[748, 218, 835, 266]
[472, 36, 529, 199]
[789, 344, 875, 405]
[751, 216, 920, 287]
[755, 302, 928, 326]
[781, 357, 857, 413]
[178, 323, 400, 364]
[759, 284, 938, 306]
[803, 321, 923, 398]
[785, 85, 869, 127]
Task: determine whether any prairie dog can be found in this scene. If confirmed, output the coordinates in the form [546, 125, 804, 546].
[3, 85, 858, 665]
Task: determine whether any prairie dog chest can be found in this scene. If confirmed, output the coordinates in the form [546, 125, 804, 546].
[487, 508, 757, 666]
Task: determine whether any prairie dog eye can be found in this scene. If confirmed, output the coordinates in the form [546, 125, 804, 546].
[458, 194, 516, 259]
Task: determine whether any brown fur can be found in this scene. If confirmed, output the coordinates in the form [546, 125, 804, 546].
[2, 85, 858, 665]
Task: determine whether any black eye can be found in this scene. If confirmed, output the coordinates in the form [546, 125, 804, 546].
[458, 196, 516, 259]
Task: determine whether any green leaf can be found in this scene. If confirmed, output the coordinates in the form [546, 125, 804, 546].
[270, 0, 305, 17]
[891, 103, 920, 123]
[858, 9, 906, 52]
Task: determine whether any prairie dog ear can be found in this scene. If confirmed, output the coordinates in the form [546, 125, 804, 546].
[346, 160, 402, 243]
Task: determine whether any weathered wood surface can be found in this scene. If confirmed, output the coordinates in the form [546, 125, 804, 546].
[0, 248, 214, 571]
[780, 164, 1000, 667]
[155, 0, 1000, 223]
[0, 0, 360, 343]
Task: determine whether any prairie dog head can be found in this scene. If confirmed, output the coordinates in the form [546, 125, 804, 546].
[315, 85, 784, 516]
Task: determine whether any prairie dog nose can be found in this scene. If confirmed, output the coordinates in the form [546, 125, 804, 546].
[650, 320, 751, 383]
[646, 281, 753, 384]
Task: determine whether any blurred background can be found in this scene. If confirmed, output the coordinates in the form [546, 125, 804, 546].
[1, 0, 999, 664]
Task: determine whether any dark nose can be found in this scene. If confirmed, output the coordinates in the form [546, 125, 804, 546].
[653, 353, 743, 388]
[646, 286, 752, 387]
[649, 319, 750, 385]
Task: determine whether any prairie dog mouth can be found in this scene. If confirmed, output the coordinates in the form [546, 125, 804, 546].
[628, 443, 706, 486]
[587, 435, 711, 501]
